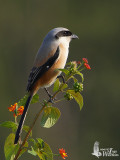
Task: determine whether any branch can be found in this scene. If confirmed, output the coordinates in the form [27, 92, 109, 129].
[14, 82, 66, 160]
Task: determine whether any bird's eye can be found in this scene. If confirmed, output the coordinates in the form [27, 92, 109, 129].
[63, 31, 67, 35]
[63, 31, 72, 37]
[63, 31, 68, 36]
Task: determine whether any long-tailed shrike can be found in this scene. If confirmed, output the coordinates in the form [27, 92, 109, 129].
[14, 27, 78, 144]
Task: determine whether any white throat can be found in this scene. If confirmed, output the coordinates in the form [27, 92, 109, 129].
[59, 37, 71, 49]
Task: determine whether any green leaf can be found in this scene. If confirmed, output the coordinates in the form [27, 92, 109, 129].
[0, 121, 17, 130]
[0, 121, 32, 137]
[28, 147, 37, 156]
[58, 68, 69, 75]
[41, 107, 61, 128]
[4, 133, 27, 160]
[53, 78, 60, 92]
[4, 133, 18, 160]
[40, 142, 53, 160]
[0, 121, 32, 136]
[18, 93, 39, 107]
[29, 138, 44, 152]
[67, 90, 83, 110]
[4, 133, 15, 160]
[31, 94, 39, 104]
[61, 83, 68, 90]
[37, 138, 44, 149]
[28, 138, 53, 160]
[24, 141, 29, 148]
[29, 138, 36, 145]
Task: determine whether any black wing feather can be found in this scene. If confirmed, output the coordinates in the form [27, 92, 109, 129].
[27, 46, 60, 91]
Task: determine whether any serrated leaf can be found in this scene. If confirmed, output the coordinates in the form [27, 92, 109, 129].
[58, 68, 69, 75]
[0, 121, 17, 130]
[23, 125, 32, 136]
[41, 107, 61, 128]
[67, 90, 83, 110]
[18, 93, 39, 107]
[53, 79, 60, 92]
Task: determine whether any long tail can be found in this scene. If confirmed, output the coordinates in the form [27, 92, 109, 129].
[14, 93, 33, 144]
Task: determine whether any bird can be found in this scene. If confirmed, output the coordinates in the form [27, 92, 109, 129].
[14, 27, 78, 144]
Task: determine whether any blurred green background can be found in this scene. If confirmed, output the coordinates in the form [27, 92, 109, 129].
[0, 0, 120, 160]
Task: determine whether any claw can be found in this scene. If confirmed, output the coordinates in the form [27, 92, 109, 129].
[48, 97, 54, 103]
[44, 88, 56, 103]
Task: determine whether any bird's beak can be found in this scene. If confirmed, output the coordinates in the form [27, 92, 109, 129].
[71, 34, 79, 39]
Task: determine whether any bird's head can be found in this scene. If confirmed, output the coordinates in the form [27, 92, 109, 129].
[43, 27, 78, 48]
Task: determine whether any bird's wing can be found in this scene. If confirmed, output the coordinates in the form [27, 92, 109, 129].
[27, 46, 60, 92]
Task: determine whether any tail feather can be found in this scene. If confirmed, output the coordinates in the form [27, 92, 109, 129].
[14, 94, 33, 144]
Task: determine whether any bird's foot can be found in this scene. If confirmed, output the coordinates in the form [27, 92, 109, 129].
[44, 88, 56, 103]
[48, 96, 55, 104]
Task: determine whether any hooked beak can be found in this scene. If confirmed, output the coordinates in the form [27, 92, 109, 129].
[71, 34, 79, 39]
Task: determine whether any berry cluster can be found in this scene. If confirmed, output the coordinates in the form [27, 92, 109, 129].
[73, 82, 83, 93]
[64, 92, 73, 101]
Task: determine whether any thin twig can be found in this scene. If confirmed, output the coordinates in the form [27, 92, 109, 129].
[54, 98, 65, 104]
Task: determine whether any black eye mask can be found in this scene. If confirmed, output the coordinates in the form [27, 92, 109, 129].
[55, 30, 72, 39]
